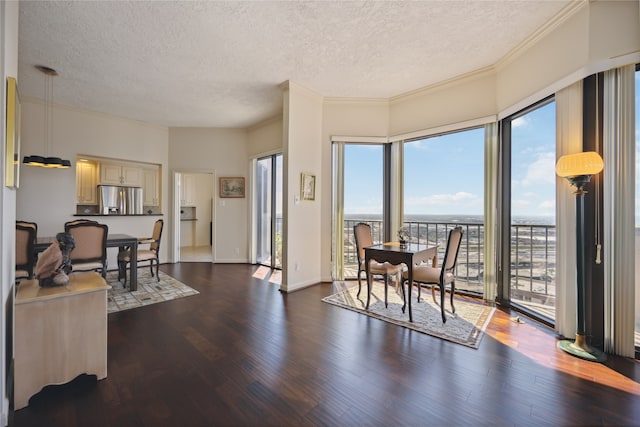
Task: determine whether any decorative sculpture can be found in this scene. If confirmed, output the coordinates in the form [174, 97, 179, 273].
[35, 232, 75, 287]
[398, 227, 411, 248]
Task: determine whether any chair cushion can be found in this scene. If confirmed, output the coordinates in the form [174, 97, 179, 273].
[118, 249, 157, 262]
[15, 269, 30, 280]
[71, 262, 105, 272]
[369, 261, 403, 275]
[403, 266, 441, 283]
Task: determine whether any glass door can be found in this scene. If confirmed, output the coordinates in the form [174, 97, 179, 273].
[508, 99, 557, 321]
[256, 154, 283, 269]
[342, 144, 386, 278]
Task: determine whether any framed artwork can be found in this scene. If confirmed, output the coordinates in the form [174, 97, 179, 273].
[5, 77, 20, 188]
[219, 177, 245, 198]
[300, 172, 316, 201]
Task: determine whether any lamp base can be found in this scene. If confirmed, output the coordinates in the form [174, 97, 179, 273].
[557, 334, 606, 363]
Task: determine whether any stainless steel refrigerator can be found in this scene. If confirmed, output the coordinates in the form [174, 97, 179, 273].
[98, 185, 143, 215]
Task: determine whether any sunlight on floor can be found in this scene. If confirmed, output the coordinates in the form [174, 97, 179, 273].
[486, 313, 640, 396]
[252, 266, 281, 285]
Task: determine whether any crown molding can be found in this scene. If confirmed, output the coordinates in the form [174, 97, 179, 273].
[323, 97, 389, 106]
[389, 66, 496, 104]
[495, 0, 588, 71]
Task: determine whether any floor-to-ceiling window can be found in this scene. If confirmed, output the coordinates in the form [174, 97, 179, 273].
[402, 128, 485, 293]
[506, 99, 557, 321]
[342, 144, 386, 278]
[256, 154, 283, 269]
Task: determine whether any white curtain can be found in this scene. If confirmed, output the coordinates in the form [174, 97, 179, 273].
[483, 123, 498, 301]
[331, 142, 345, 281]
[603, 65, 635, 357]
[554, 81, 583, 339]
[390, 141, 404, 238]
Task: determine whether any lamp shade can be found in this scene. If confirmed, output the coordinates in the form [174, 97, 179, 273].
[556, 151, 603, 177]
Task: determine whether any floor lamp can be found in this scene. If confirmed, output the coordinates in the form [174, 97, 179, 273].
[555, 151, 606, 362]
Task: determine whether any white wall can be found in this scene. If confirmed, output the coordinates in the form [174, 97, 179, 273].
[389, 70, 497, 136]
[247, 116, 283, 158]
[1, 1, 18, 424]
[168, 128, 248, 262]
[17, 100, 170, 270]
[282, 82, 323, 291]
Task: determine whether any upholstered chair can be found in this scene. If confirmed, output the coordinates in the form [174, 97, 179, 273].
[353, 222, 404, 308]
[15, 221, 38, 280]
[403, 226, 464, 323]
[118, 219, 164, 286]
[65, 221, 109, 277]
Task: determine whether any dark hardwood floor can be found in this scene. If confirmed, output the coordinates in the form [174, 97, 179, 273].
[11, 263, 640, 426]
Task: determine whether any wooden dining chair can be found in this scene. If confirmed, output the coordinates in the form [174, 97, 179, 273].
[403, 226, 464, 323]
[65, 221, 109, 277]
[15, 221, 38, 281]
[118, 219, 164, 286]
[353, 222, 404, 308]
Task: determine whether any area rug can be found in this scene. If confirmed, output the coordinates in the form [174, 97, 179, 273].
[322, 282, 495, 349]
[105, 269, 199, 313]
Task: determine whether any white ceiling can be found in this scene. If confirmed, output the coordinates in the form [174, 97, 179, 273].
[18, 0, 573, 129]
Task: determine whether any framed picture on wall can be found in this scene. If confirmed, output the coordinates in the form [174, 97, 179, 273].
[5, 77, 20, 188]
[219, 177, 245, 198]
[300, 172, 316, 201]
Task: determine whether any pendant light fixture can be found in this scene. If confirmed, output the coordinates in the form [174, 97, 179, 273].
[23, 65, 71, 168]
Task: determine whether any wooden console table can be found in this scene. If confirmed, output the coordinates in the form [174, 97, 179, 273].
[14, 272, 111, 410]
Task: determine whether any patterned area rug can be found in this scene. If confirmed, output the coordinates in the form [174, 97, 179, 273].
[106, 269, 199, 313]
[323, 281, 495, 349]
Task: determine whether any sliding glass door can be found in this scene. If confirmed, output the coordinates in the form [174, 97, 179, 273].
[342, 144, 387, 279]
[506, 99, 557, 321]
[256, 154, 283, 269]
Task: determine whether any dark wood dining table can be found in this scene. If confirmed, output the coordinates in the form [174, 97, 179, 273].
[34, 233, 139, 291]
[365, 242, 437, 323]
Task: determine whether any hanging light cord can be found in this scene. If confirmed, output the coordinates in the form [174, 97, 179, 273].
[43, 70, 49, 156]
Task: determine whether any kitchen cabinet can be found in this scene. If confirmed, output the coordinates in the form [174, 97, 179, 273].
[181, 174, 196, 206]
[143, 167, 160, 206]
[100, 163, 142, 186]
[76, 160, 98, 204]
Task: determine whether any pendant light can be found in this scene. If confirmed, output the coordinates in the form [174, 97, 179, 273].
[23, 65, 71, 169]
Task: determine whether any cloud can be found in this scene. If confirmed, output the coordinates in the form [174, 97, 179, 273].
[512, 116, 529, 128]
[521, 151, 556, 186]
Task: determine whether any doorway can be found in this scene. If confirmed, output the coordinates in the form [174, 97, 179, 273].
[173, 171, 215, 262]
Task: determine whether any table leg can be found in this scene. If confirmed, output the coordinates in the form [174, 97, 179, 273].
[130, 243, 138, 291]
[365, 255, 371, 310]
[407, 265, 413, 322]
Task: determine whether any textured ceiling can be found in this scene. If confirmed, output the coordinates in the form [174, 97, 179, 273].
[18, 1, 573, 128]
